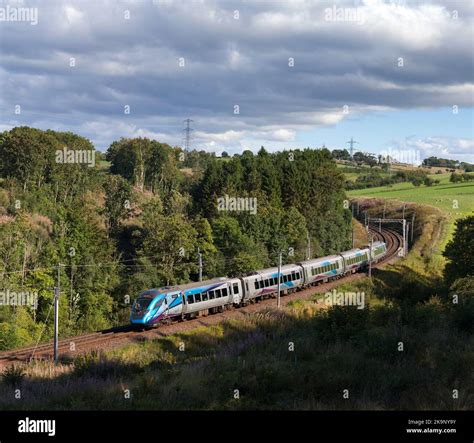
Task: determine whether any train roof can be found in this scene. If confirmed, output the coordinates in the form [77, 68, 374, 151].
[245, 263, 301, 277]
[298, 255, 342, 266]
[340, 247, 369, 257]
[371, 240, 386, 247]
[140, 277, 230, 296]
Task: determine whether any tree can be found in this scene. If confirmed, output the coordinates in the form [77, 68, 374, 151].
[423, 177, 434, 187]
[332, 149, 351, 161]
[103, 175, 132, 235]
[443, 216, 474, 284]
[450, 173, 462, 183]
[140, 212, 197, 285]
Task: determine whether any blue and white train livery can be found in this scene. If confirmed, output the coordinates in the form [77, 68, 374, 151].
[131, 241, 387, 327]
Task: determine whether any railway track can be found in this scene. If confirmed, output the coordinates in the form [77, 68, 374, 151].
[0, 227, 404, 366]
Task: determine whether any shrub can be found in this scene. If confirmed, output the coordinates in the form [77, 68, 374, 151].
[2, 365, 26, 387]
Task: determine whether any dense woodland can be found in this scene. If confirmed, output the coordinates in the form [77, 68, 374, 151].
[0, 126, 351, 350]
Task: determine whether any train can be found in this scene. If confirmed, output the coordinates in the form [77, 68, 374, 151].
[130, 241, 387, 327]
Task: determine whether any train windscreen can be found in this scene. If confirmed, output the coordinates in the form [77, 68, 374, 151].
[133, 296, 154, 312]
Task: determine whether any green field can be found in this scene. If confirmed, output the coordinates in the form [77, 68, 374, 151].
[348, 173, 474, 246]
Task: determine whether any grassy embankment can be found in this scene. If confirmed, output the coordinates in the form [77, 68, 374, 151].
[348, 173, 474, 270]
[1, 184, 472, 410]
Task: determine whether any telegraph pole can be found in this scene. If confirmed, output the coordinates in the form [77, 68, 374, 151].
[411, 212, 416, 243]
[402, 219, 407, 257]
[306, 231, 311, 260]
[198, 248, 202, 282]
[351, 203, 355, 248]
[406, 222, 410, 252]
[368, 235, 373, 278]
[54, 263, 62, 364]
[277, 252, 282, 308]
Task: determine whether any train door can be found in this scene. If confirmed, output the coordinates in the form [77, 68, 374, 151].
[180, 291, 188, 316]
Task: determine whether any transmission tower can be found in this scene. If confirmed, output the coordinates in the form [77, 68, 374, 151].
[347, 137, 358, 160]
[183, 118, 194, 151]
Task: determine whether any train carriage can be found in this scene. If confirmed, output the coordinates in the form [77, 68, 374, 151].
[182, 277, 243, 316]
[130, 277, 242, 326]
[340, 247, 370, 274]
[370, 241, 387, 263]
[298, 255, 344, 286]
[241, 264, 304, 303]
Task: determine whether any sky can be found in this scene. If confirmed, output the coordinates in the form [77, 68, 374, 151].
[0, 0, 473, 163]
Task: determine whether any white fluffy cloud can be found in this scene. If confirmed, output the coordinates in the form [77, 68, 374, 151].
[0, 0, 472, 155]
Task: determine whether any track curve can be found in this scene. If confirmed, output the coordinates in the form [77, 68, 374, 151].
[0, 227, 404, 366]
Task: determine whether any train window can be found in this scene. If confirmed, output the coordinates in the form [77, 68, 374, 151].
[296, 272, 300, 279]
[222, 288, 228, 297]
[270, 277, 275, 285]
[215, 289, 221, 298]
[254, 279, 259, 289]
[209, 291, 215, 300]
[264, 279, 269, 287]
[245, 281, 249, 291]
[233, 283, 239, 294]
[195, 293, 202, 302]
[188, 294, 194, 304]
[202, 292, 209, 301]
[283, 274, 288, 283]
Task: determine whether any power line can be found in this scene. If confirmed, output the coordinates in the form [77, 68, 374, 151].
[0, 253, 200, 276]
[183, 118, 193, 151]
[346, 137, 358, 161]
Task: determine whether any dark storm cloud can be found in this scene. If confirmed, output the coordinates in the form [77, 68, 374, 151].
[0, 0, 472, 152]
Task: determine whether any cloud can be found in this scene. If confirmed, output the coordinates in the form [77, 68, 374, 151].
[390, 136, 474, 164]
[0, 0, 472, 154]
